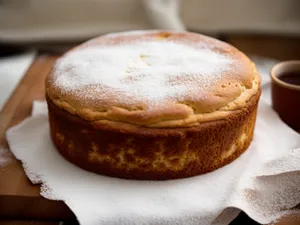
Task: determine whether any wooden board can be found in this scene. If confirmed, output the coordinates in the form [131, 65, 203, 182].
[0, 55, 74, 220]
[0, 54, 299, 224]
[0, 220, 60, 225]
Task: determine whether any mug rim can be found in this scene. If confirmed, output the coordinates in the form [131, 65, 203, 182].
[270, 60, 300, 91]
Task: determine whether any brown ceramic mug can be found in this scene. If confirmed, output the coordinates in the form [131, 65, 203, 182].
[271, 60, 300, 132]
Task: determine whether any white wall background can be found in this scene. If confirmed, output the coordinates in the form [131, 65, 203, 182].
[0, 0, 299, 43]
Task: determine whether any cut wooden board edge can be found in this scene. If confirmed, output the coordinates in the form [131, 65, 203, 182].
[0, 220, 60, 225]
[0, 195, 74, 220]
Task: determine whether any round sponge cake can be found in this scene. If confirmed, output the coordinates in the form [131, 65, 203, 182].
[46, 30, 261, 180]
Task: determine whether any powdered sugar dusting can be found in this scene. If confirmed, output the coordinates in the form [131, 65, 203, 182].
[0, 146, 12, 167]
[41, 183, 60, 200]
[53, 40, 234, 108]
[22, 161, 43, 184]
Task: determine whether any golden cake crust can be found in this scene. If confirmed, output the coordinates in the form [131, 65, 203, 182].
[46, 30, 260, 128]
[46, 30, 261, 180]
[47, 90, 260, 180]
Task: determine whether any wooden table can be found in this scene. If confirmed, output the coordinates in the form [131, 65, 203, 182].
[0, 54, 299, 224]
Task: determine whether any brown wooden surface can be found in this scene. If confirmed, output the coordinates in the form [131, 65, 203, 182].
[0, 55, 74, 220]
[0, 220, 60, 225]
[226, 34, 300, 61]
[0, 50, 299, 224]
[273, 211, 300, 225]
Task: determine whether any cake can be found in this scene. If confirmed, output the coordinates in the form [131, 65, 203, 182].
[45, 30, 261, 180]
